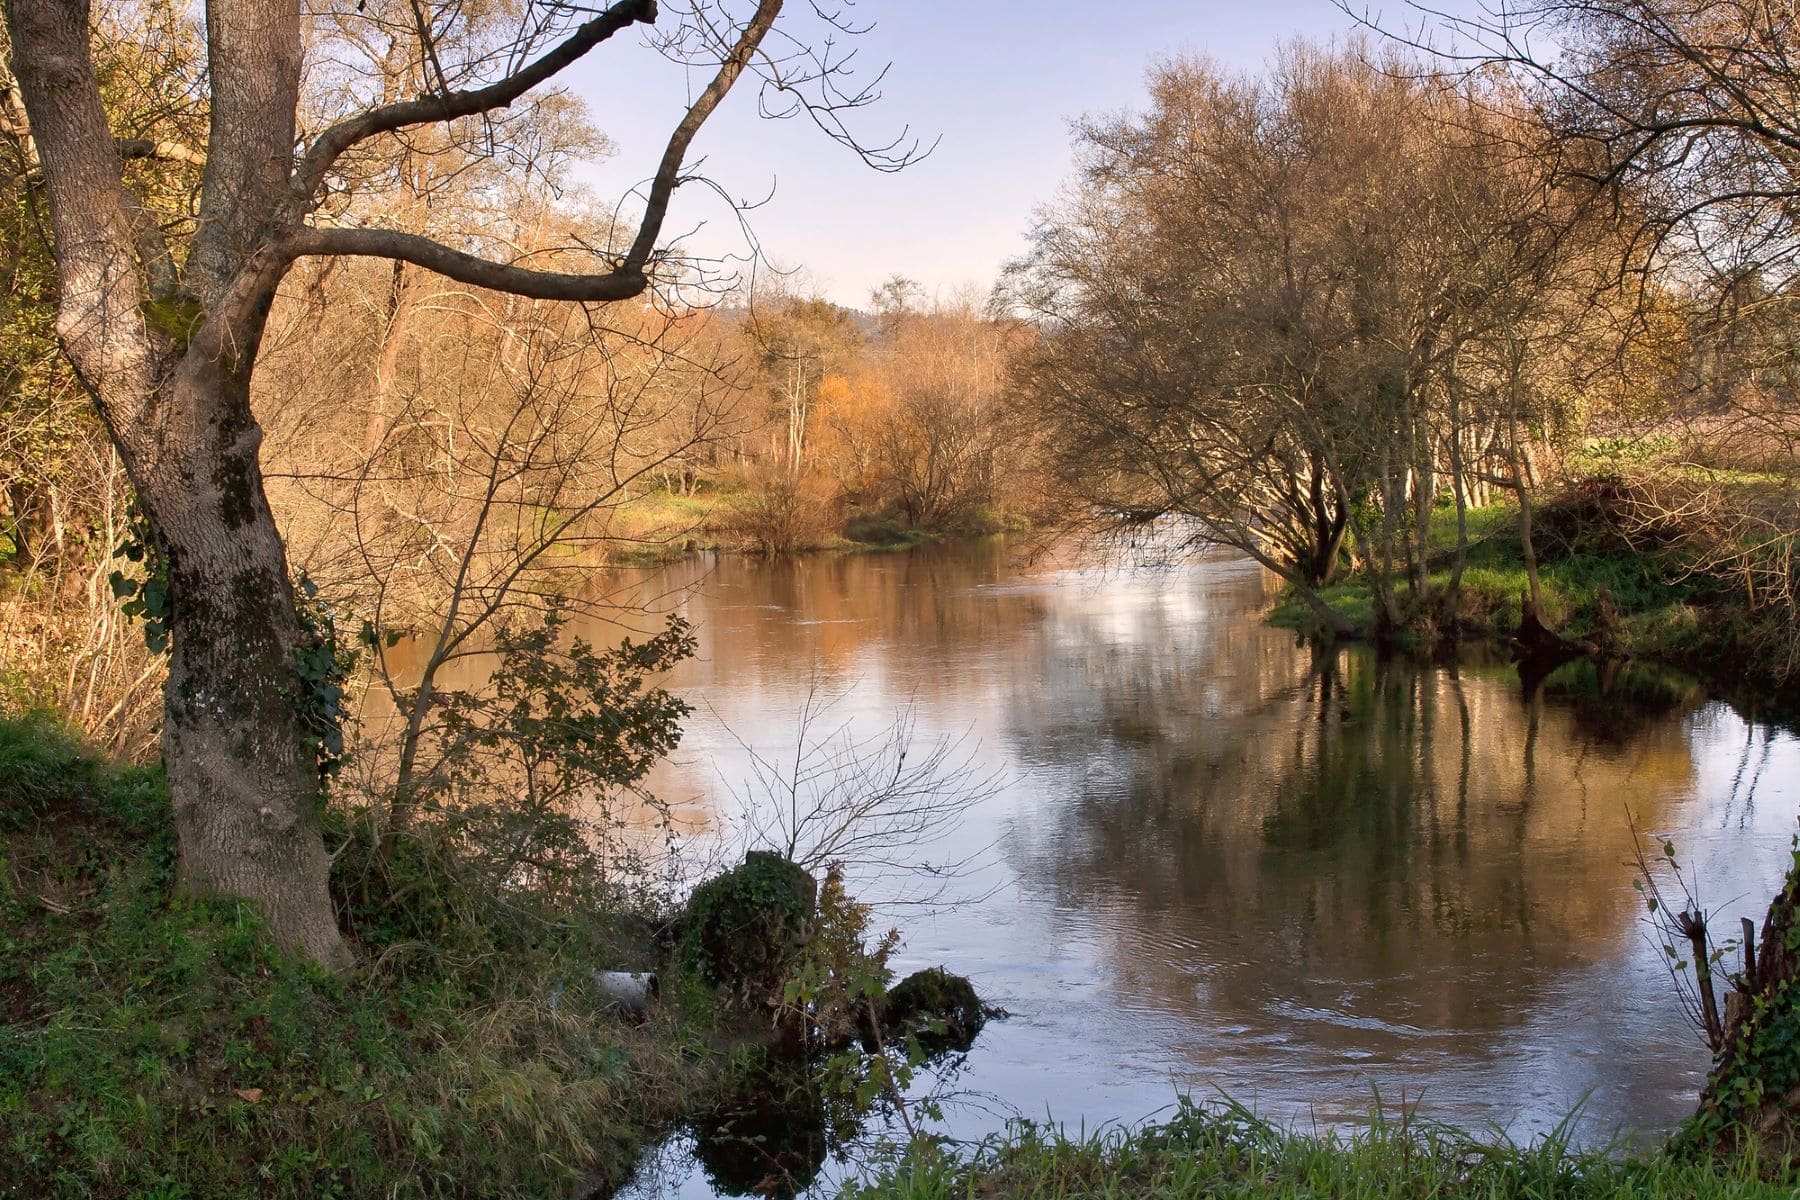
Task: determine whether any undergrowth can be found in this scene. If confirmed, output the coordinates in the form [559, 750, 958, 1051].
[0, 713, 707, 1200]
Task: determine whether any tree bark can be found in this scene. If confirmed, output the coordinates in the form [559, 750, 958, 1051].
[150, 354, 352, 969]
[1513, 446, 1544, 617]
[1304, 454, 1348, 587]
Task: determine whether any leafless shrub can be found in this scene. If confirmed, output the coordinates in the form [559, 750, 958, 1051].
[1611, 472, 1800, 672]
[719, 680, 1000, 907]
[1629, 812, 1764, 1052]
[715, 464, 840, 555]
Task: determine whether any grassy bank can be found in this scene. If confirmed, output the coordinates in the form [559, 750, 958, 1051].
[0, 712, 710, 1199]
[1268, 486, 1796, 700]
[607, 486, 1026, 563]
[852, 1100, 1797, 1199]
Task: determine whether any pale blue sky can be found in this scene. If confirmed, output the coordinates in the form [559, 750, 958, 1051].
[563, 2, 1445, 307]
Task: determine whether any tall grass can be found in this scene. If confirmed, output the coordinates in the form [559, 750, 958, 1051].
[0, 458, 162, 760]
[851, 1098, 1796, 1199]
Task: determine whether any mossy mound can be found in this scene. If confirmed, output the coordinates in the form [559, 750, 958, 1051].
[1683, 858, 1800, 1157]
[883, 967, 986, 1053]
[682, 851, 817, 1009]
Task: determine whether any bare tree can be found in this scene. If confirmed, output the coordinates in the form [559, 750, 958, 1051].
[1008, 47, 1435, 635]
[1405, 0, 1800, 1137]
[865, 298, 1020, 531]
[1, 1, 206, 752]
[0, 0, 911, 965]
[1011, 42, 1631, 640]
[333, 301, 747, 847]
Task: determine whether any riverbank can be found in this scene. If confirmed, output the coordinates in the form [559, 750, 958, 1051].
[7, 556, 1798, 1197]
[851, 1099, 1798, 1199]
[0, 707, 989, 1199]
[606, 486, 1028, 563]
[1267, 483, 1799, 707]
[0, 712, 713, 1199]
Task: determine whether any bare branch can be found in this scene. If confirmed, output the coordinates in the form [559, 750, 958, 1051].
[292, 0, 658, 205]
[624, 0, 783, 271]
[113, 137, 206, 168]
[281, 224, 647, 300]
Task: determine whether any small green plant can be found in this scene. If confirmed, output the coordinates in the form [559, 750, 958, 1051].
[138, 291, 204, 349]
[108, 503, 171, 654]
[782, 865, 899, 1049]
[340, 607, 696, 960]
[1578, 433, 1676, 468]
[288, 574, 356, 784]
[425, 612, 691, 894]
[782, 868, 978, 1141]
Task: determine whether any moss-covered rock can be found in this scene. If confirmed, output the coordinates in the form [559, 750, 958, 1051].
[682, 851, 817, 1010]
[882, 967, 987, 1053]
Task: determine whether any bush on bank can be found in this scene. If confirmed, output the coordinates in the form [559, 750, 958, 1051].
[0, 712, 703, 1200]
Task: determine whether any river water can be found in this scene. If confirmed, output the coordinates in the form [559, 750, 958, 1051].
[532, 539, 1796, 1196]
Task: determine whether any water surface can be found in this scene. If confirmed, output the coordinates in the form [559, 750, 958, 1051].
[579, 541, 1798, 1195]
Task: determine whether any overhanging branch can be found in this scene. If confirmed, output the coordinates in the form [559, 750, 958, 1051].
[624, 0, 782, 270]
[284, 1, 787, 300]
[280, 225, 648, 301]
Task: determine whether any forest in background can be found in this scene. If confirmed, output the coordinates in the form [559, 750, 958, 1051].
[16, 16, 1800, 747]
[1006, 34, 1800, 700]
[11, 4, 1800, 758]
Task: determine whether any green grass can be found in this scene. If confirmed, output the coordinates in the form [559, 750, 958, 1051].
[851, 1099, 1797, 1199]
[615, 486, 731, 528]
[1418, 500, 1520, 556]
[606, 487, 741, 560]
[1264, 495, 1800, 697]
[1273, 499, 1687, 637]
[0, 714, 709, 1199]
[1270, 533, 1709, 657]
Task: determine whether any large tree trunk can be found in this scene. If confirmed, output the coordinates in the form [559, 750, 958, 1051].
[5, 0, 348, 967]
[9, 0, 767, 971]
[144, 353, 351, 968]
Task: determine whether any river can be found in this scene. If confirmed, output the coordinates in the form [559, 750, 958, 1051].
[442, 538, 1800, 1196]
